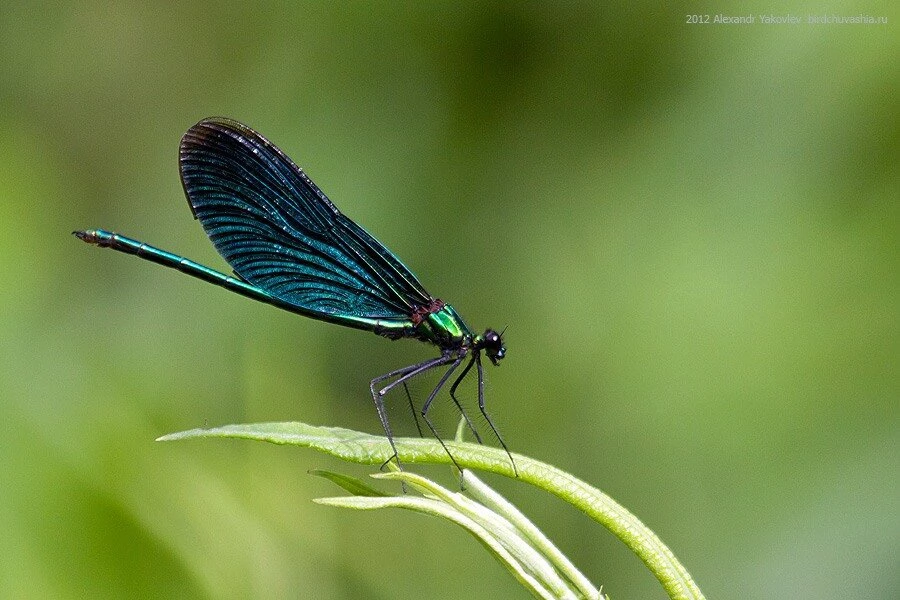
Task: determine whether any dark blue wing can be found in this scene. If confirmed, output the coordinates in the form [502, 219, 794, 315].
[178, 117, 432, 323]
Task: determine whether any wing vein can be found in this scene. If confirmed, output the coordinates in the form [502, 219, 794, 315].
[178, 118, 431, 327]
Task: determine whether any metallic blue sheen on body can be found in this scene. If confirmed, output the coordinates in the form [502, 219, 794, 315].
[177, 118, 435, 331]
[74, 117, 515, 475]
[74, 229, 415, 335]
[77, 118, 460, 342]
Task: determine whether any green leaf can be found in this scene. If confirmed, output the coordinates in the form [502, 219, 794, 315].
[314, 493, 572, 600]
[461, 469, 599, 599]
[159, 422, 704, 600]
[308, 469, 388, 497]
[371, 470, 595, 599]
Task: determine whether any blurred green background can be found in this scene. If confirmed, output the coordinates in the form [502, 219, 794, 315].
[1, 2, 896, 598]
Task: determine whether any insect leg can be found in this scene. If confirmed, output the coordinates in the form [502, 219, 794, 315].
[377, 354, 453, 396]
[403, 382, 423, 437]
[418, 356, 466, 472]
[448, 354, 483, 444]
[475, 353, 518, 476]
[369, 354, 454, 469]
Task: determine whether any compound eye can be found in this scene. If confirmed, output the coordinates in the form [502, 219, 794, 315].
[483, 329, 501, 348]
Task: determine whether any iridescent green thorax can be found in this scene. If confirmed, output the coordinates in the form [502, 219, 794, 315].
[75, 118, 516, 477]
[413, 300, 473, 349]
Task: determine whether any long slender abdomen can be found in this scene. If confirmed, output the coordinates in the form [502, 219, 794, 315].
[73, 229, 416, 336]
[73, 228, 281, 306]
